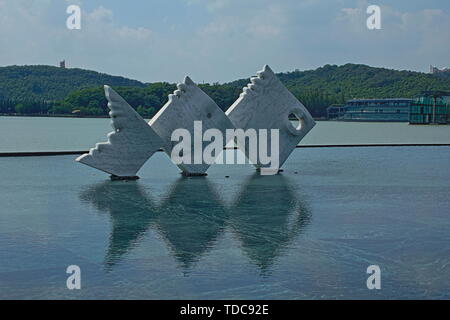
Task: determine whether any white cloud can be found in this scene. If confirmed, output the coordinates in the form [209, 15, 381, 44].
[86, 6, 113, 25]
[186, 0, 234, 12]
[330, 2, 450, 72]
[0, 0, 449, 83]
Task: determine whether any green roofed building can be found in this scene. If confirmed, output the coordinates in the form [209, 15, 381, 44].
[409, 91, 450, 124]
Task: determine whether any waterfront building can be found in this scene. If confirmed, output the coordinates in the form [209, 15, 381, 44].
[409, 91, 450, 125]
[326, 104, 345, 119]
[327, 98, 412, 122]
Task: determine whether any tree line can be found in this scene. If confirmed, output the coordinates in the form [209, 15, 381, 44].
[2, 63, 450, 118]
[2, 83, 344, 118]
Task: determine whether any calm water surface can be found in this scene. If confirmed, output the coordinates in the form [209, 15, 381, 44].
[0, 116, 449, 152]
[0, 147, 449, 299]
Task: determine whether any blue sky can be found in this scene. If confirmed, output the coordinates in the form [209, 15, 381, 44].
[0, 0, 449, 83]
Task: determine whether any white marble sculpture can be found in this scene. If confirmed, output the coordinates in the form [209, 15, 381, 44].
[226, 65, 316, 172]
[149, 76, 235, 176]
[76, 66, 316, 179]
[76, 86, 163, 179]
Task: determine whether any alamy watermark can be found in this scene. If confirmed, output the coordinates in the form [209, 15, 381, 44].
[367, 5, 381, 30]
[170, 121, 280, 175]
[366, 265, 381, 290]
[66, 265, 81, 290]
[66, 5, 81, 30]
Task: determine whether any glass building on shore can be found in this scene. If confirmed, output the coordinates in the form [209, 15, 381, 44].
[327, 98, 412, 122]
[409, 91, 450, 125]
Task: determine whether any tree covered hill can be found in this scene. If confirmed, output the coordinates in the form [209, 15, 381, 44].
[277, 64, 450, 100]
[1, 63, 450, 117]
[0, 65, 145, 101]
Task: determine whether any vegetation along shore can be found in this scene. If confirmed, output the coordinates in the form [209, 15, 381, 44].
[1, 63, 449, 119]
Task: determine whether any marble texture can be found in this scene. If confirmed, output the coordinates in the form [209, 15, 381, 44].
[226, 65, 316, 171]
[76, 85, 163, 177]
[76, 66, 314, 177]
[149, 76, 235, 175]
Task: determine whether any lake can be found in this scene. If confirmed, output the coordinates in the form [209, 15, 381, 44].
[0, 117, 449, 299]
[0, 116, 449, 152]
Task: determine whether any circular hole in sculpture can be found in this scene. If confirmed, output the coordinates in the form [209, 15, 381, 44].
[206, 112, 212, 119]
[288, 113, 303, 131]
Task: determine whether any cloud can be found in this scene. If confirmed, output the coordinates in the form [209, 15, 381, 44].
[330, 1, 450, 71]
[86, 6, 113, 24]
[0, 0, 449, 83]
[187, 0, 230, 11]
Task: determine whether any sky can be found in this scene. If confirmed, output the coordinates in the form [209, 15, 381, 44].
[0, 0, 449, 83]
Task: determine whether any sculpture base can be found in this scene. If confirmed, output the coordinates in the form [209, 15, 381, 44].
[110, 175, 140, 181]
[180, 172, 208, 177]
[256, 168, 283, 175]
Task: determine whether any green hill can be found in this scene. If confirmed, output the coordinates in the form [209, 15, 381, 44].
[197, 64, 450, 116]
[278, 64, 450, 99]
[211, 64, 450, 116]
[0, 65, 144, 101]
[1, 63, 450, 117]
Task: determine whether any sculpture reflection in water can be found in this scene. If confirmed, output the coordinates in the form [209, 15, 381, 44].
[80, 174, 311, 274]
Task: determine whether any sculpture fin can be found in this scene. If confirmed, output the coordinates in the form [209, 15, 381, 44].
[76, 86, 163, 178]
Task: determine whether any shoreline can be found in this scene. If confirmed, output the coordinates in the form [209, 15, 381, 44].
[2, 114, 449, 124]
[1, 144, 449, 157]
[0, 113, 109, 119]
[0, 113, 330, 121]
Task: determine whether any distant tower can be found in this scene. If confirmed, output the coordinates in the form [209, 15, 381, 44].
[429, 65, 439, 74]
[60, 60, 66, 68]
[430, 65, 450, 74]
